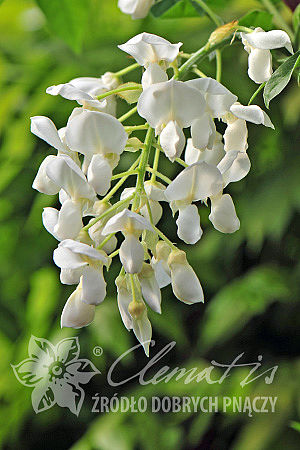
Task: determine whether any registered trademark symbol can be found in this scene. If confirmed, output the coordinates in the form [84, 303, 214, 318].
[93, 346, 103, 357]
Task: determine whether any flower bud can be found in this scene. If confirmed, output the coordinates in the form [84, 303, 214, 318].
[208, 21, 238, 46]
[168, 250, 204, 304]
[128, 300, 146, 319]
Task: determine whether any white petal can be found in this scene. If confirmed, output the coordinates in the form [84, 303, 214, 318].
[46, 155, 96, 201]
[186, 78, 237, 117]
[102, 209, 153, 234]
[53, 246, 87, 270]
[160, 120, 185, 161]
[209, 194, 240, 233]
[31, 116, 66, 152]
[87, 154, 112, 196]
[168, 250, 204, 304]
[60, 267, 83, 285]
[59, 239, 108, 263]
[32, 155, 60, 195]
[81, 266, 106, 305]
[118, 0, 155, 20]
[141, 63, 168, 89]
[242, 29, 293, 53]
[224, 119, 248, 152]
[46, 83, 93, 102]
[137, 79, 206, 130]
[185, 134, 225, 166]
[191, 113, 216, 150]
[165, 162, 223, 202]
[151, 259, 171, 288]
[53, 199, 82, 240]
[61, 284, 95, 329]
[119, 234, 144, 274]
[230, 104, 274, 128]
[140, 199, 162, 225]
[42, 207, 60, 239]
[65, 109, 127, 158]
[222, 152, 251, 185]
[144, 181, 166, 201]
[248, 48, 273, 84]
[116, 275, 133, 330]
[118, 32, 181, 65]
[68, 77, 103, 94]
[132, 310, 152, 356]
[138, 264, 161, 313]
[176, 204, 203, 244]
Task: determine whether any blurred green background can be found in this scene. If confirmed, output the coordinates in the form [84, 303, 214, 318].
[0, 0, 300, 448]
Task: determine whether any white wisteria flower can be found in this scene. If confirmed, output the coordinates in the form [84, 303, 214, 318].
[186, 78, 237, 150]
[119, 33, 182, 88]
[118, 0, 154, 20]
[241, 27, 293, 84]
[223, 102, 274, 152]
[102, 209, 153, 274]
[46, 73, 119, 116]
[165, 161, 223, 243]
[54, 239, 108, 306]
[138, 79, 206, 160]
[168, 250, 204, 304]
[115, 274, 152, 356]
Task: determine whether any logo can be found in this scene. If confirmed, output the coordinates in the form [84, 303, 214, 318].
[11, 335, 99, 415]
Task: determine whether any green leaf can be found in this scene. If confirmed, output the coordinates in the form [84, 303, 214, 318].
[151, 0, 226, 19]
[238, 10, 273, 30]
[199, 266, 290, 351]
[151, 0, 202, 18]
[36, 0, 90, 52]
[263, 50, 300, 108]
[117, 82, 142, 104]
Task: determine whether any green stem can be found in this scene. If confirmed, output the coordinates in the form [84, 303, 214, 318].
[108, 248, 120, 258]
[192, 0, 222, 26]
[114, 63, 140, 78]
[125, 124, 149, 132]
[151, 147, 161, 182]
[192, 67, 207, 78]
[146, 167, 171, 184]
[118, 106, 138, 123]
[97, 233, 115, 250]
[82, 194, 135, 231]
[216, 49, 222, 82]
[152, 224, 177, 250]
[132, 127, 154, 211]
[248, 82, 266, 105]
[103, 157, 141, 203]
[175, 157, 188, 168]
[176, 37, 232, 80]
[129, 274, 137, 302]
[97, 84, 142, 101]
[111, 169, 138, 180]
[260, 0, 294, 40]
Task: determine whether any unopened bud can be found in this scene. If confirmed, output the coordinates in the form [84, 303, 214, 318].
[208, 21, 238, 46]
[128, 300, 146, 319]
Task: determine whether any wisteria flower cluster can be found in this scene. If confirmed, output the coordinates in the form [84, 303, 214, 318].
[32, 29, 292, 355]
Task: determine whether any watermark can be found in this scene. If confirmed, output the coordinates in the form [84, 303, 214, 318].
[11, 336, 99, 415]
[12, 337, 279, 416]
[91, 395, 278, 417]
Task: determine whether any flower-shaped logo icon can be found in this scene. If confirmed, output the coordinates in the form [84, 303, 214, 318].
[11, 336, 100, 415]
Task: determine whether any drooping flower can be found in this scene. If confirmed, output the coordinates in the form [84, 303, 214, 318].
[186, 78, 237, 150]
[167, 249, 204, 304]
[53, 239, 108, 305]
[165, 161, 223, 243]
[102, 209, 153, 274]
[65, 109, 128, 196]
[137, 79, 206, 160]
[46, 73, 119, 116]
[115, 273, 153, 356]
[241, 28, 293, 84]
[118, 0, 155, 20]
[223, 102, 274, 152]
[119, 32, 182, 88]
